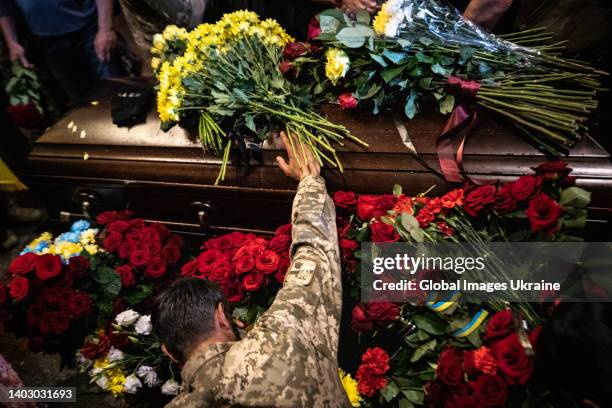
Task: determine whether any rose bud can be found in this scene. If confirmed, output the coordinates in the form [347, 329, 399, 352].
[279, 60, 296, 78]
[338, 92, 358, 110]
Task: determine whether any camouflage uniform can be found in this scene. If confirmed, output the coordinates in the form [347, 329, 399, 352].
[167, 175, 349, 407]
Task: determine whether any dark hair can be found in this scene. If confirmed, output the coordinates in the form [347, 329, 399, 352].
[152, 278, 228, 362]
[533, 303, 612, 407]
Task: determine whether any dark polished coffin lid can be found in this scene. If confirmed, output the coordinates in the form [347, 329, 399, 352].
[22, 79, 612, 235]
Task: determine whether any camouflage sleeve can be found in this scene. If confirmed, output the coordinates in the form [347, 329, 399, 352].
[254, 175, 342, 358]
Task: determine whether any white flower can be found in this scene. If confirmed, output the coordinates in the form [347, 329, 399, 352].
[76, 353, 92, 371]
[107, 347, 124, 362]
[91, 367, 103, 376]
[385, 15, 402, 38]
[124, 374, 143, 394]
[386, 0, 403, 13]
[161, 379, 181, 396]
[115, 309, 140, 326]
[95, 375, 109, 390]
[136, 365, 160, 387]
[134, 315, 152, 336]
[403, 3, 414, 25]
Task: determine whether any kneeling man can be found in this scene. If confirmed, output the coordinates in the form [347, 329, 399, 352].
[152, 132, 350, 407]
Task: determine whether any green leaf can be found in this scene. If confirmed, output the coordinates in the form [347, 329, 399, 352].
[318, 11, 342, 34]
[124, 285, 154, 305]
[245, 115, 257, 133]
[397, 38, 412, 49]
[336, 26, 374, 48]
[402, 389, 425, 405]
[381, 380, 400, 401]
[431, 63, 451, 76]
[410, 228, 425, 243]
[370, 53, 388, 67]
[91, 266, 118, 284]
[411, 338, 437, 362]
[413, 314, 448, 335]
[399, 398, 415, 408]
[393, 184, 403, 196]
[559, 187, 591, 209]
[404, 90, 418, 119]
[415, 52, 432, 63]
[383, 49, 407, 64]
[382, 64, 409, 83]
[356, 10, 371, 24]
[439, 94, 455, 115]
[401, 213, 419, 230]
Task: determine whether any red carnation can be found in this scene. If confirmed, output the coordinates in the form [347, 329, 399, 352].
[255, 250, 280, 274]
[416, 207, 435, 228]
[356, 347, 390, 397]
[80, 336, 111, 360]
[492, 333, 534, 385]
[472, 375, 508, 407]
[370, 221, 399, 242]
[67, 291, 93, 317]
[145, 257, 167, 279]
[116, 265, 135, 287]
[486, 310, 514, 341]
[161, 244, 182, 264]
[525, 193, 563, 234]
[494, 183, 518, 214]
[103, 231, 123, 252]
[436, 222, 454, 237]
[464, 185, 496, 217]
[35, 254, 62, 280]
[242, 270, 264, 291]
[338, 92, 358, 110]
[441, 189, 464, 208]
[392, 194, 413, 215]
[511, 175, 542, 201]
[333, 191, 357, 209]
[9, 252, 38, 275]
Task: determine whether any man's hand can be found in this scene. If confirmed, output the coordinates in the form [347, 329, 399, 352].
[276, 131, 321, 182]
[341, 0, 379, 15]
[94, 28, 117, 62]
[7, 41, 32, 68]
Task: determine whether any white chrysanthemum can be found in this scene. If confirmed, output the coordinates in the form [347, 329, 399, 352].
[385, 15, 403, 38]
[386, 0, 403, 13]
[136, 365, 160, 387]
[134, 315, 152, 336]
[115, 309, 140, 326]
[107, 347, 124, 362]
[161, 379, 181, 396]
[95, 375, 109, 390]
[403, 3, 414, 25]
[124, 374, 143, 394]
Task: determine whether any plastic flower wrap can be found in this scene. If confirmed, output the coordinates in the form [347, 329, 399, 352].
[151, 11, 365, 184]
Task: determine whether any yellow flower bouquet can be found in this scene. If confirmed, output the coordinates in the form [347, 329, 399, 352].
[151, 11, 365, 184]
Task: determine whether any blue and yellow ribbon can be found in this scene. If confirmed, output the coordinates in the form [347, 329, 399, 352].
[426, 291, 460, 312]
[452, 309, 489, 338]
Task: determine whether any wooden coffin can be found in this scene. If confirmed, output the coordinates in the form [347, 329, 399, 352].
[20, 79, 612, 236]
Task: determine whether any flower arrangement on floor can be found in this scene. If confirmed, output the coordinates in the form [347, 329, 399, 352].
[151, 11, 364, 184]
[285, 1, 606, 157]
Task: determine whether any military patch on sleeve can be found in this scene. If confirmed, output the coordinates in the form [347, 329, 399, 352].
[288, 258, 317, 286]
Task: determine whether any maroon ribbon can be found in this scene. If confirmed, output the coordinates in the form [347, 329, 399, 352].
[436, 76, 481, 183]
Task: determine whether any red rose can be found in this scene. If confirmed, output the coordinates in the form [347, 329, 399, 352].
[108, 220, 130, 234]
[525, 193, 563, 234]
[339, 238, 358, 261]
[234, 254, 255, 275]
[464, 185, 496, 217]
[370, 221, 400, 242]
[416, 207, 435, 228]
[307, 16, 321, 40]
[130, 249, 151, 267]
[161, 244, 182, 264]
[35, 254, 62, 280]
[0, 283, 7, 305]
[145, 257, 167, 278]
[129, 218, 146, 230]
[5, 103, 43, 129]
[338, 92, 358, 110]
[242, 270, 264, 291]
[40, 311, 71, 335]
[441, 189, 464, 209]
[103, 231, 123, 252]
[26, 303, 44, 328]
[67, 291, 92, 317]
[275, 224, 292, 236]
[283, 41, 308, 59]
[9, 252, 38, 275]
[67, 256, 90, 277]
[351, 304, 373, 332]
[80, 336, 111, 360]
[511, 175, 542, 201]
[167, 233, 185, 247]
[147, 240, 162, 255]
[224, 281, 244, 303]
[333, 191, 357, 209]
[356, 347, 390, 397]
[233, 238, 267, 259]
[97, 210, 133, 225]
[41, 287, 61, 305]
[279, 60, 296, 77]
[180, 259, 198, 276]
[436, 347, 464, 386]
[533, 160, 572, 180]
[472, 375, 508, 407]
[367, 302, 400, 321]
[268, 234, 291, 253]
[274, 256, 290, 283]
[486, 310, 514, 340]
[492, 333, 534, 385]
[357, 195, 380, 221]
[494, 183, 518, 214]
[424, 381, 451, 408]
[126, 230, 143, 245]
[255, 250, 280, 274]
[197, 249, 225, 273]
[116, 265, 135, 287]
[446, 395, 479, 408]
[152, 223, 170, 240]
[208, 261, 233, 285]
[118, 242, 135, 259]
[141, 227, 161, 244]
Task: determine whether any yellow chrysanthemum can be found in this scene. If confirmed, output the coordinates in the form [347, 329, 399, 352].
[339, 369, 362, 407]
[79, 229, 97, 246]
[373, 3, 391, 36]
[94, 358, 110, 369]
[325, 48, 350, 85]
[84, 244, 99, 255]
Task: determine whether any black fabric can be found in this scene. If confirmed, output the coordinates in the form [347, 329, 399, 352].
[111, 85, 152, 127]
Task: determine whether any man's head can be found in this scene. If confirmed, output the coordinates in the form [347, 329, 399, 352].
[152, 278, 238, 363]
